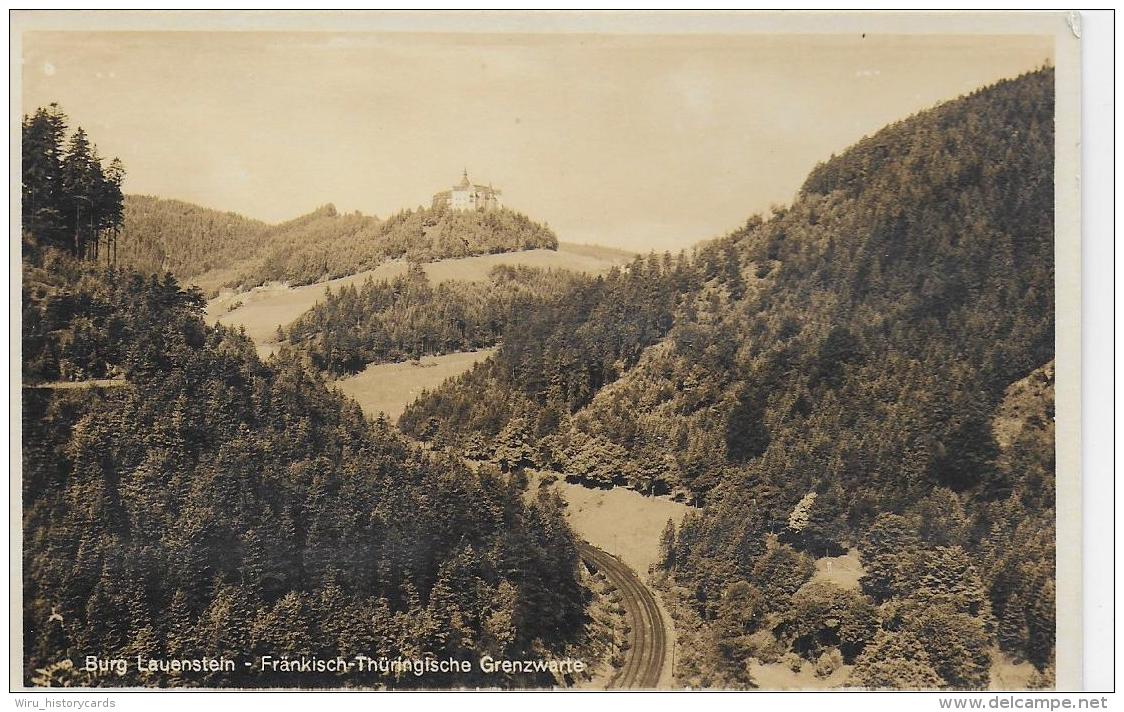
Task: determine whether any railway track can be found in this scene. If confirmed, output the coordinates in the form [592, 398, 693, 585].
[577, 541, 668, 689]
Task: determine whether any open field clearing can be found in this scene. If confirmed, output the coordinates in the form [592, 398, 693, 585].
[206, 244, 635, 356]
[332, 349, 497, 421]
[546, 478, 690, 576]
[811, 549, 865, 590]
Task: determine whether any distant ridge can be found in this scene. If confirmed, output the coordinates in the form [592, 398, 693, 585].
[117, 195, 558, 295]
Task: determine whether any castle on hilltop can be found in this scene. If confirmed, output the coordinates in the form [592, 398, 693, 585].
[432, 170, 503, 212]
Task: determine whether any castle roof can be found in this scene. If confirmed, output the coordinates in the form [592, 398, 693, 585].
[434, 171, 501, 206]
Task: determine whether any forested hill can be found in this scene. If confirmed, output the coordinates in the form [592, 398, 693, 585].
[402, 68, 1057, 687]
[22, 255, 585, 688]
[282, 264, 590, 376]
[21, 104, 585, 688]
[116, 195, 272, 287]
[117, 195, 559, 295]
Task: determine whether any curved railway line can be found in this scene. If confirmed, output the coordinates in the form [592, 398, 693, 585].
[576, 541, 668, 689]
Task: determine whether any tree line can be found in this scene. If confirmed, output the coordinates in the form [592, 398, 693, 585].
[116, 196, 560, 296]
[22, 104, 125, 261]
[282, 264, 588, 376]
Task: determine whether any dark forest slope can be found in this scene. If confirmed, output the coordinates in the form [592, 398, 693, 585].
[401, 68, 1057, 688]
[116, 195, 272, 286]
[281, 264, 590, 376]
[21, 255, 586, 688]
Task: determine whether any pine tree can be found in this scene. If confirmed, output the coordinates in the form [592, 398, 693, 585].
[1025, 578, 1056, 669]
[493, 417, 535, 472]
[480, 580, 518, 658]
[905, 603, 993, 689]
[914, 546, 992, 620]
[21, 104, 69, 251]
[997, 593, 1029, 658]
[658, 518, 677, 570]
[61, 128, 98, 257]
[164, 589, 197, 659]
[848, 631, 945, 689]
[22, 105, 125, 259]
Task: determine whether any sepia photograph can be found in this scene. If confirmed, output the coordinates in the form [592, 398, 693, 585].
[11, 10, 1089, 696]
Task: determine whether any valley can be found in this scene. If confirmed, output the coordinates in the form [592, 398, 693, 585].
[20, 61, 1060, 692]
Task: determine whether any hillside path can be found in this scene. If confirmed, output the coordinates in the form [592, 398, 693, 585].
[24, 379, 126, 390]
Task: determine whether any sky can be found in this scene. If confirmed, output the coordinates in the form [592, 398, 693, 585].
[21, 31, 1053, 252]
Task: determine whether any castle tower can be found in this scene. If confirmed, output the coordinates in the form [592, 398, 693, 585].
[432, 169, 503, 211]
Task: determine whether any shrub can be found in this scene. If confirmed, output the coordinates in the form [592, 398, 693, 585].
[744, 629, 784, 664]
[782, 652, 804, 673]
[814, 648, 844, 678]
